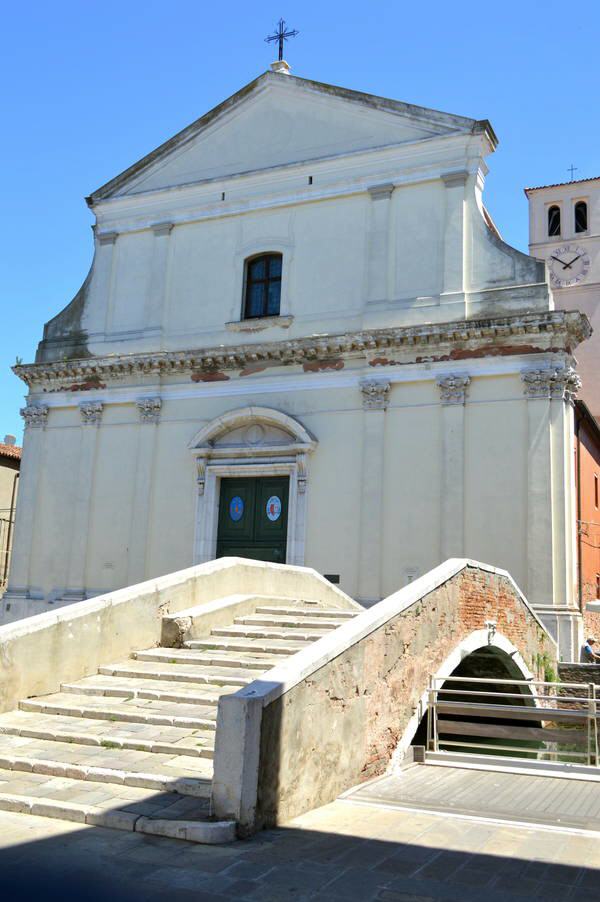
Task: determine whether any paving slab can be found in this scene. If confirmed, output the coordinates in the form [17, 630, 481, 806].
[344, 764, 600, 833]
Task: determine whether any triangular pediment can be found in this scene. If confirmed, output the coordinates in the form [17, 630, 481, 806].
[89, 72, 484, 201]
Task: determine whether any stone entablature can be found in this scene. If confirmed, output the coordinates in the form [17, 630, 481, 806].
[13, 310, 589, 392]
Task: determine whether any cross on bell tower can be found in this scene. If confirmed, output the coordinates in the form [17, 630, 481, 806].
[265, 18, 299, 62]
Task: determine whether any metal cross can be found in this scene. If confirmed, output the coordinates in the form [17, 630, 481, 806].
[264, 18, 299, 61]
[568, 164, 578, 181]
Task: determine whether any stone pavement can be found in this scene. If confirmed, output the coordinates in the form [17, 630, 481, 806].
[1, 796, 599, 902]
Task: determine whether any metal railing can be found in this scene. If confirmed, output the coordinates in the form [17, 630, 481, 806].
[427, 675, 599, 767]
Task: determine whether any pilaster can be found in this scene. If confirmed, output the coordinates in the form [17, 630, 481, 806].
[522, 369, 554, 610]
[4, 404, 49, 599]
[437, 374, 470, 560]
[127, 399, 162, 584]
[522, 365, 581, 659]
[147, 222, 173, 337]
[357, 379, 390, 603]
[440, 170, 468, 301]
[64, 401, 104, 599]
[87, 230, 118, 336]
[366, 184, 394, 304]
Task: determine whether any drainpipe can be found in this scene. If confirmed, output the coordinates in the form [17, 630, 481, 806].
[3, 470, 19, 585]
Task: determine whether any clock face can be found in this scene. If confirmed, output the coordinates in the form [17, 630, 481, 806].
[547, 244, 590, 288]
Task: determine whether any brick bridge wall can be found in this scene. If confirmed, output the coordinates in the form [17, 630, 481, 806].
[253, 563, 557, 829]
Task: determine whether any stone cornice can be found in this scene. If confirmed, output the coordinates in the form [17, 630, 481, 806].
[13, 310, 589, 390]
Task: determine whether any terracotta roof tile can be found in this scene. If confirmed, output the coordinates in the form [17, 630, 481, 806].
[0, 443, 21, 461]
[525, 175, 600, 193]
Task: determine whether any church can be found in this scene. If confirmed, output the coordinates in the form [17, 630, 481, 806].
[3, 61, 590, 658]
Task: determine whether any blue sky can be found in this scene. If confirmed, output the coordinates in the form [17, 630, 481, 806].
[1, 0, 598, 441]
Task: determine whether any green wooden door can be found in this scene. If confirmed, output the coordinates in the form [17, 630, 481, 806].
[216, 476, 289, 563]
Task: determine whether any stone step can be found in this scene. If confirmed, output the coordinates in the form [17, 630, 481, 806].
[211, 625, 330, 641]
[0, 733, 213, 797]
[133, 648, 280, 671]
[20, 693, 217, 731]
[0, 767, 234, 843]
[234, 615, 347, 630]
[62, 674, 239, 705]
[255, 606, 357, 619]
[184, 636, 310, 656]
[99, 660, 254, 686]
[0, 710, 215, 759]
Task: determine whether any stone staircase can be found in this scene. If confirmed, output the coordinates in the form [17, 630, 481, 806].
[0, 595, 358, 843]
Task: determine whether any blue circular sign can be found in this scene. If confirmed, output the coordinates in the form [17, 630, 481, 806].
[229, 496, 244, 522]
[266, 495, 282, 522]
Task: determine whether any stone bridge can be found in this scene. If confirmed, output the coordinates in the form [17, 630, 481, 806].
[213, 558, 557, 832]
[0, 557, 556, 840]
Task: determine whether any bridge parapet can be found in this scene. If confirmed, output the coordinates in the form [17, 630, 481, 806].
[213, 558, 557, 833]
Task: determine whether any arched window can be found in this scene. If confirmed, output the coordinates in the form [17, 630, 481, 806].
[575, 201, 588, 233]
[243, 254, 282, 319]
[548, 205, 561, 237]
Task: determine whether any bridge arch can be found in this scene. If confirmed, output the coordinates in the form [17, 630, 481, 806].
[393, 629, 537, 765]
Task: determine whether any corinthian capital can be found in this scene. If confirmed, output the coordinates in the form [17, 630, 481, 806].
[79, 401, 104, 426]
[436, 373, 470, 405]
[360, 379, 390, 410]
[522, 366, 581, 401]
[550, 366, 581, 402]
[136, 397, 162, 424]
[20, 403, 49, 429]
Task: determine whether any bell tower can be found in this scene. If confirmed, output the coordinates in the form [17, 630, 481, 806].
[525, 176, 600, 420]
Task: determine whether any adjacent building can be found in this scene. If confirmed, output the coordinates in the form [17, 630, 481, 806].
[0, 436, 20, 593]
[3, 63, 591, 658]
[526, 177, 600, 421]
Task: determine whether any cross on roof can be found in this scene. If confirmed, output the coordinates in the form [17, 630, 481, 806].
[568, 164, 578, 181]
[265, 18, 299, 61]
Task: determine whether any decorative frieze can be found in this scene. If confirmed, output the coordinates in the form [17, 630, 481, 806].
[436, 373, 470, 405]
[79, 401, 104, 425]
[12, 310, 590, 391]
[20, 403, 49, 429]
[136, 397, 162, 424]
[522, 366, 581, 402]
[360, 379, 390, 410]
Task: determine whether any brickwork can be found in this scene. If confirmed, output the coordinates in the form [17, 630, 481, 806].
[256, 564, 556, 827]
[558, 662, 600, 685]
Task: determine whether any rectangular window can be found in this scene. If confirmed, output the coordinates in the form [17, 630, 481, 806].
[596, 574, 600, 600]
[243, 254, 282, 319]
[595, 474, 599, 509]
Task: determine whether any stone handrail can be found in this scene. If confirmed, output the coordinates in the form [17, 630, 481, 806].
[0, 558, 358, 714]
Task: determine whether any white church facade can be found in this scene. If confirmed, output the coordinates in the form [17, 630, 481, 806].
[4, 64, 591, 657]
